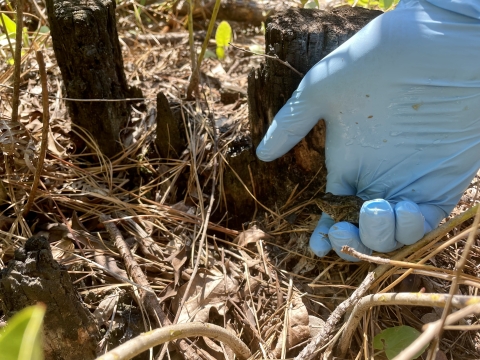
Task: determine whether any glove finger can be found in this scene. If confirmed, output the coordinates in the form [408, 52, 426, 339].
[394, 201, 426, 245]
[329, 222, 372, 262]
[359, 199, 399, 252]
[417, 204, 443, 232]
[309, 214, 334, 257]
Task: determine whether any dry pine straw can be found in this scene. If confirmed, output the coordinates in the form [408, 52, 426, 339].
[0, 4, 480, 359]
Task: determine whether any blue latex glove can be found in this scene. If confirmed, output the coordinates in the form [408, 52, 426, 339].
[256, 0, 480, 260]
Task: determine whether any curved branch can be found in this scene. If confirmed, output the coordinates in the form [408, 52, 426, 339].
[96, 322, 251, 360]
[338, 293, 480, 357]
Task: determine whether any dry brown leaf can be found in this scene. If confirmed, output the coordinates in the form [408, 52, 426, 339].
[308, 315, 325, 338]
[273, 294, 310, 356]
[47, 128, 67, 157]
[234, 226, 273, 247]
[174, 267, 241, 324]
[158, 282, 177, 303]
[94, 293, 119, 325]
[165, 246, 187, 286]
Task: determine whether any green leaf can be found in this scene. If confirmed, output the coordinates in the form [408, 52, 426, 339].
[215, 21, 232, 60]
[304, 1, 318, 9]
[39, 26, 50, 34]
[0, 304, 46, 360]
[204, 49, 216, 59]
[215, 20, 232, 48]
[373, 325, 428, 359]
[348, 0, 399, 10]
[216, 46, 225, 60]
[380, 0, 399, 10]
[1, 14, 16, 37]
[22, 27, 29, 47]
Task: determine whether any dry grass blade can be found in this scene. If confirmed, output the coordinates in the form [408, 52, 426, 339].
[23, 50, 50, 216]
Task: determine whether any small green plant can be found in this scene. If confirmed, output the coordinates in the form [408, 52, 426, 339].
[0, 304, 45, 360]
[373, 325, 428, 359]
[348, 0, 399, 11]
[214, 20, 232, 60]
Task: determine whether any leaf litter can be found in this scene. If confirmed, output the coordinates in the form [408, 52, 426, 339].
[0, 1, 479, 359]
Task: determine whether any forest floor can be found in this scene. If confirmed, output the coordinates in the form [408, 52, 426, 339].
[1, 1, 480, 359]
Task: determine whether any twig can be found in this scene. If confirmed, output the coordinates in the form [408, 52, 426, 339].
[426, 204, 480, 359]
[393, 303, 480, 360]
[380, 227, 480, 293]
[186, 0, 222, 98]
[101, 214, 168, 325]
[23, 50, 50, 216]
[186, 0, 196, 85]
[294, 272, 375, 360]
[100, 215, 199, 360]
[95, 322, 251, 360]
[372, 204, 479, 283]
[11, 0, 23, 122]
[338, 293, 480, 357]
[229, 43, 304, 77]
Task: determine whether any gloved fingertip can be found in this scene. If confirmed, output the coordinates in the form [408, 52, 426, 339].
[256, 144, 273, 162]
[309, 216, 336, 257]
[329, 222, 372, 262]
[309, 233, 332, 257]
[395, 201, 426, 245]
[359, 199, 398, 252]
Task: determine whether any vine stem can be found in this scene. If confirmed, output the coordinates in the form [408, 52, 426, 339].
[11, 0, 23, 123]
[95, 322, 251, 360]
[186, 0, 222, 98]
[23, 51, 49, 216]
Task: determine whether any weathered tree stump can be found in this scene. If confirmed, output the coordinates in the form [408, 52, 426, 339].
[224, 7, 382, 220]
[45, 0, 139, 156]
[0, 236, 99, 360]
[156, 92, 185, 159]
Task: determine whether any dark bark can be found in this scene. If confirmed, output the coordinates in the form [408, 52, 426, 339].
[156, 92, 185, 159]
[45, 0, 138, 156]
[0, 236, 99, 360]
[224, 7, 383, 221]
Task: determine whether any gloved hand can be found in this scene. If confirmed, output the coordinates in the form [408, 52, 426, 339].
[256, 0, 480, 261]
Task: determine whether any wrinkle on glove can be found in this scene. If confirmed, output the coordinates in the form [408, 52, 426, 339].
[257, 0, 480, 258]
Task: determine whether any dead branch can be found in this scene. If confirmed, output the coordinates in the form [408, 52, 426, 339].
[426, 204, 480, 359]
[101, 214, 200, 360]
[294, 272, 375, 360]
[23, 50, 50, 216]
[95, 322, 252, 360]
[338, 293, 480, 357]
[373, 204, 479, 284]
[229, 43, 303, 77]
[394, 303, 480, 360]
[11, 0, 23, 123]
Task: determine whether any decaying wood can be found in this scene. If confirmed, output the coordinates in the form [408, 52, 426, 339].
[156, 92, 185, 159]
[45, 0, 141, 156]
[0, 236, 99, 360]
[224, 7, 383, 221]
